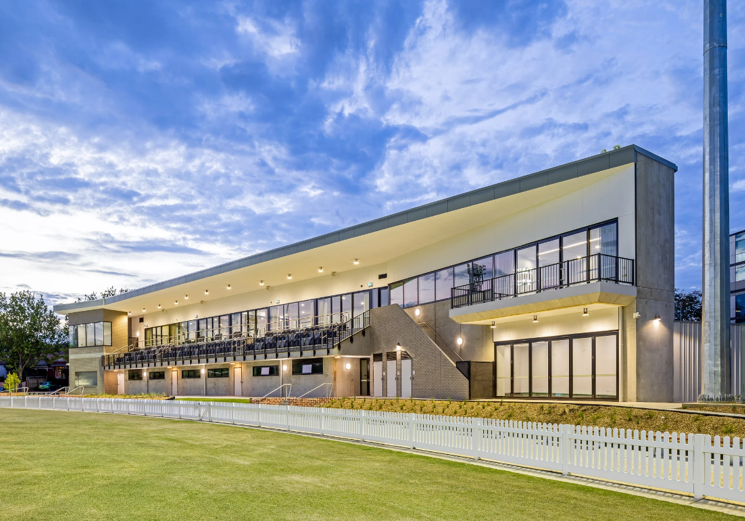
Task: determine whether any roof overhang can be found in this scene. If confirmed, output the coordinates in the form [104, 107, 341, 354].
[54, 145, 673, 316]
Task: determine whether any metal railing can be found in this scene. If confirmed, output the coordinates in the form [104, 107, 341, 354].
[103, 310, 371, 371]
[297, 383, 334, 399]
[257, 384, 292, 403]
[451, 254, 634, 309]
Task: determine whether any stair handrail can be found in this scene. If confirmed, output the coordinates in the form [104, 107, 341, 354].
[65, 386, 85, 395]
[296, 382, 334, 399]
[417, 321, 464, 363]
[256, 383, 292, 403]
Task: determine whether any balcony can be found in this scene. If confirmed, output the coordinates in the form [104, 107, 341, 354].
[449, 254, 635, 322]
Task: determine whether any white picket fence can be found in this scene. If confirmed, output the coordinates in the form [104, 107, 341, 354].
[1, 396, 744, 503]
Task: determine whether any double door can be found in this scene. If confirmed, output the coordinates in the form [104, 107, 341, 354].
[495, 332, 618, 400]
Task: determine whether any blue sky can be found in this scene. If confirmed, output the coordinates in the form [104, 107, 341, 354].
[1, 0, 744, 304]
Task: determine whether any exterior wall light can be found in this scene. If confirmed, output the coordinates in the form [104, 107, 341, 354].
[582, 308, 589, 317]
[533, 315, 538, 323]
[345, 363, 351, 370]
[318, 267, 323, 273]
[354, 259, 359, 265]
[185, 295, 189, 300]
[227, 284, 231, 290]
[205, 290, 209, 295]
[175, 300, 178, 305]
[136, 331, 140, 337]
[142, 308, 146, 312]
[128, 311, 131, 316]
[201, 368, 205, 374]
[158, 304, 161, 309]
[283, 364, 288, 372]
[490, 321, 496, 329]
[456, 337, 463, 346]
[414, 308, 421, 316]
[396, 342, 402, 351]
[143, 370, 147, 377]
[259, 280, 264, 286]
[654, 314, 661, 324]
[287, 274, 292, 279]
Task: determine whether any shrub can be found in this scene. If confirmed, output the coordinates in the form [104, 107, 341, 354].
[4, 373, 20, 392]
[723, 424, 735, 435]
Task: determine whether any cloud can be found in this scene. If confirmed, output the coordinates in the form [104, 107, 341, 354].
[0, 0, 744, 301]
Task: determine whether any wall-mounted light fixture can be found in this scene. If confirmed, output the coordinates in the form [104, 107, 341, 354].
[227, 284, 231, 290]
[283, 364, 288, 372]
[318, 267, 323, 273]
[185, 295, 189, 300]
[287, 274, 292, 280]
[582, 308, 589, 317]
[354, 259, 359, 265]
[201, 368, 205, 374]
[533, 315, 539, 323]
[157, 304, 161, 309]
[143, 370, 147, 377]
[142, 308, 146, 312]
[414, 308, 421, 316]
[396, 342, 402, 351]
[456, 337, 464, 346]
[490, 321, 496, 329]
[136, 331, 140, 337]
[128, 311, 131, 316]
[633, 312, 640, 319]
[345, 362, 351, 370]
[654, 314, 661, 324]
[174, 300, 178, 305]
[204, 290, 209, 295]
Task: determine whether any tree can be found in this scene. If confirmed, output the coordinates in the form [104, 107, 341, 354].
[675, 288, 702, 321]
[76, 286, 130, 302]
[0, 291, 68, 378]
[4, 372, 20, 392]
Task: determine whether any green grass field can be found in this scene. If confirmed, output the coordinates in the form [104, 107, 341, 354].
[0, 409, 737, 521]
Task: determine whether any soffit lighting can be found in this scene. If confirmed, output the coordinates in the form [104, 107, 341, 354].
[128, 311, 131, 316]
[185, 295, 189, 300]
[205, 290, 209, 295]
[490, 321, 496, 329]
[175, 300, 178, 305]
[287, 274, 292, 279]
[582, 308, 589, 317]
[318, 267, 323, 272]
[260, 280, 264, 286]
[533, 315, 538, 323]
[142, 308, 145, 312]
[227, 284, 231, 290]
[157, 304, 161, 309]
[354, 259, 359, 265]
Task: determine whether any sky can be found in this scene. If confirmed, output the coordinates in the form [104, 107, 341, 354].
[1, 0, 744, 305]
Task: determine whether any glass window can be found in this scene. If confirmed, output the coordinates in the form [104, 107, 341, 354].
[128, 370, 143, 381]
[516, 246, 537, 294]
[341, 294, 352, 322]
[231, 313, 243, 336]
[595, 335, 617, 398]
[292, 358, 324, 375]
[188, 320, 197, 340]
[256, 309, 267, 333]
[330, 296, 342, 323]
[150, 371, 165, 380]
[736, 294, 745, 322]
[353, 291, 369, 318]
[454, 263, 469, 288]
[75, 371, 97, 386]
[77, 324, 85, 347]
[372, 289, 379, 309]
[435, 268, 454, 301]
[208, 368, 230, 378]
[390, 282, 403, 308]
[253, 365, 279, 377]
[471, 256, 493, 282]
[513, 343, 530, 396]
[268, 305, 283, 331]
[86, 323, 95, 347]
[737, 232, 745, 264]
[418, 273, 435, 304]
[590, 222, 618, 256]
[551, 340, 570, 397]
[380, 287, 389, 307]
[198, 319, 206, 339]
[572, 337, 593, 398]
[538, 239, 560, 289]
[496, 345, 511, 397]
[286, 303, 299, 329]
[298, 300, 313, 328]
[145, 328, 153, 347]
[532, 341, 549, 396]
[737, 265, 745, 282]
[68, 326, 77, 348]
[562, 230, 587, 260]
[219, 315, 230, 337]
[94, 322, 103, 346]
[103, 322, 112, 346]
[182, 369, 200, 379]
[494, 251, 515, 277]
[403, 278, 418, 308]
[316, 298, 331, 325]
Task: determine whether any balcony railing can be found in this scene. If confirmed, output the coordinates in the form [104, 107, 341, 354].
[103, 311, 370, 370]
[451, 254, 634, 309]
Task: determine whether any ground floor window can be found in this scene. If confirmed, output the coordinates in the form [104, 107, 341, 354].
[253, 365, 278, 376]
[495, 332, 618, 400]
[149, 371, 165, 380]
[292, 358, 323, 375]
[128, 370, 142, 381]
[182, 369, 200, 379]
[75, 371, 97, 386]
[208, 368, 229, 378]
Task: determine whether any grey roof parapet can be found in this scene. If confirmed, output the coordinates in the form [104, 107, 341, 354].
[54, 145, 676, 314]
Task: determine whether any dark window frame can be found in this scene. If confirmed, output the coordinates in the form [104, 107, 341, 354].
[182, 369, 201, 379]
[252, 365, 279, 377]
[291, 358, 324, 376]
[208, 368, 230, 378]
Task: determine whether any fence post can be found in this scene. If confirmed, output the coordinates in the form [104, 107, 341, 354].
[359, 410, 365, 441]
[127, 400, 130, 415]
[693, 434, 705, 499]
[320, 408, 325, 437]
[258, 403, 262, 428]
[560, 424, 570, 476]
[208, 403, 212, 423]
[24, 395, 27, 408]
[409, 413, 415, 449]
[67, 397, 70, 411]
[232, 403, 235, 425]
[286, 404, 291, 432]
[473, 418, 483, 460]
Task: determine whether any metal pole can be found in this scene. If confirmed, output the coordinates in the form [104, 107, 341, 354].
[701, 0, 731, 395]
[702, 0, 731, 397]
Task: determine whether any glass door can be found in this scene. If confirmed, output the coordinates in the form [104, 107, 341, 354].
[512, 343, 530, 396]
[516, 246, 537, 294]
[572, 337, 593, 398]
[360, 359, 370, 396]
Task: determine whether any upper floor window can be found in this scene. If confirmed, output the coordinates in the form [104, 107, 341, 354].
[736, 232, 745, 264]
[69, 322, 112, 348]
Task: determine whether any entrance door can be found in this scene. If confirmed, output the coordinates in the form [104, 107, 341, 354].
[117, 372, 124, 395]
[373, 360, 383, 397]
[171, 370, 178, 396]
[234, 366, 242, 396]
[401, 354, 412, 398]
[359, 359, 370, 396]
[386, 358, 397, 397]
